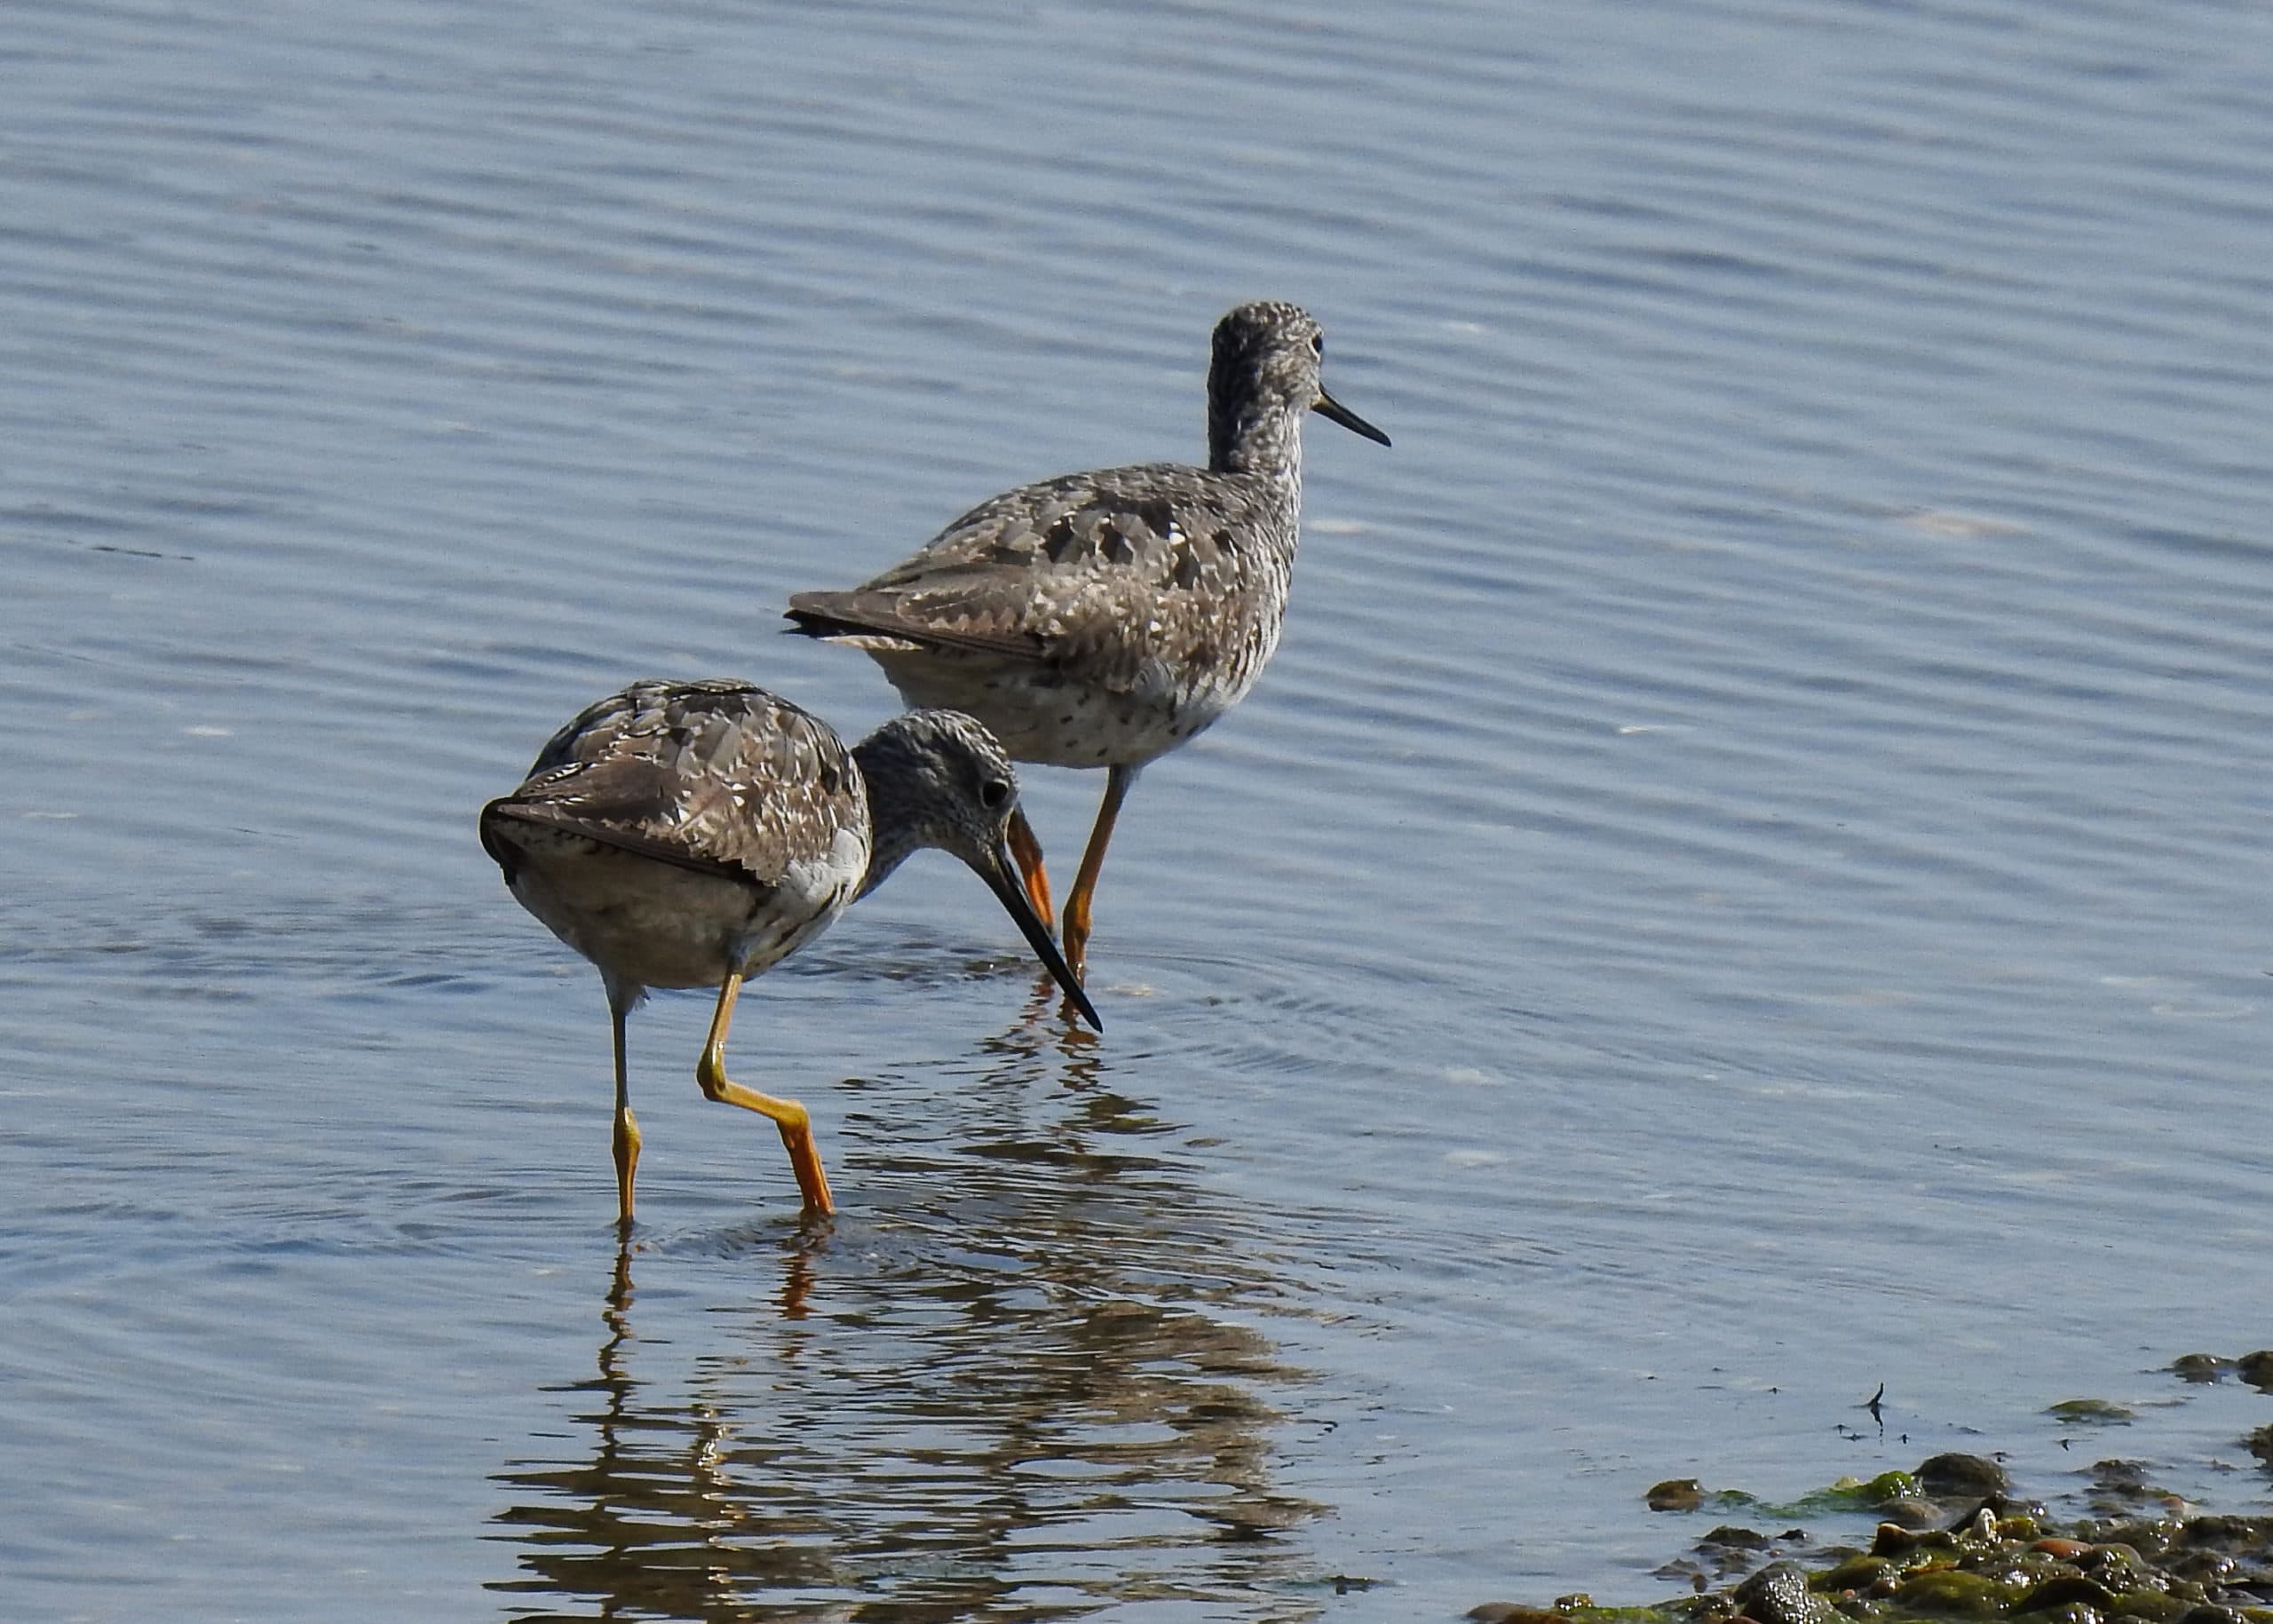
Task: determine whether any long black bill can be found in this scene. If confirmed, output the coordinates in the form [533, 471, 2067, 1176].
[1313, 388, 1391, 447]
[978, 838, 1104, 1031]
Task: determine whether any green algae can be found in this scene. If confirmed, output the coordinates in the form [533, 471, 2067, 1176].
[1888, 1566, 2022, 1617]
[1650, 1470, 1923, 1524]
[1646, 1477, 1767, 1516]
[1471, 1453, 2273, 1624]
[2047, 1399, 2137, 1425]
[1796, 1472, 1928, 1517]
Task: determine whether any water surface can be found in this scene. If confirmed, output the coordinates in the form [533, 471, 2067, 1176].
[8, 1, 2273, 1618]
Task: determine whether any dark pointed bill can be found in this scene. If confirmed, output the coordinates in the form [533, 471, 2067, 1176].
[1312, 388, 1391, 447]
[978, 838, 1104, 1030]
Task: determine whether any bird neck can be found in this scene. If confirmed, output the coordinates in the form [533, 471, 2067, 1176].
[1208, 400, 1306, 484]
[850, 733, 923, 900]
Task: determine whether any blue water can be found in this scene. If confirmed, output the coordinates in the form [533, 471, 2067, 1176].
[7, 1, 2273, 1618]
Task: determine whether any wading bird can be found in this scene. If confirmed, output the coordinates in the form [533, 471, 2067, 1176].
[480, 678, 1098, 1223]
[787, 300, 1389, 978]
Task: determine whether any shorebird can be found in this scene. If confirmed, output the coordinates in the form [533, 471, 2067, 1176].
[785, 300, 1389, 978]
[479, 678, 1099, 1224]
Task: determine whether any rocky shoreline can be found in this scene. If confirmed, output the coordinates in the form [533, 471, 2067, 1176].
[1471, 1358, 2273, 1624]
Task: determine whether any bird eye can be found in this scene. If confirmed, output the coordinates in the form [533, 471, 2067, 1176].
[980, 778, 1011, 810]
[1311, 334, 1324, 354]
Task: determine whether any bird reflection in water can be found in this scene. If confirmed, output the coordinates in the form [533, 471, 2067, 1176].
[487, 1239, 837, 1615]
[487, 1004, 1329, 1620]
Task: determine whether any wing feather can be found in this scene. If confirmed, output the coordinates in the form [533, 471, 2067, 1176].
[482, 679, 860, 888]
[785, 462, 1283, 690]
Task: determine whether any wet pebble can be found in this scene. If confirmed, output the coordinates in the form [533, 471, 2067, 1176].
[1734, 1560, 1839, 1624]
[1879, 1498, 1945, 1530]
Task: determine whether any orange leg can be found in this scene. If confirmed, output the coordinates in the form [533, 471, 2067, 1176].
[695, 972, 835, 1216]
[1007, 806, 1054, 926]
[1061, 763, 1139, 984]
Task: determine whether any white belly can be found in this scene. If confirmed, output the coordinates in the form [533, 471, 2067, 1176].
[505, 829, 864, 991]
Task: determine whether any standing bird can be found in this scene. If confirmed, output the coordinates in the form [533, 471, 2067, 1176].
[479, 678, 1098, 1224]
[784, 300, 1390, 978]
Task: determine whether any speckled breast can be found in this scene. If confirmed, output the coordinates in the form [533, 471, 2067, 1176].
[867, 646, 1255, 769]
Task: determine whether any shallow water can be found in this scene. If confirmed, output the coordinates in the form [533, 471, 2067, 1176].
[8, 0, 2273, 1617]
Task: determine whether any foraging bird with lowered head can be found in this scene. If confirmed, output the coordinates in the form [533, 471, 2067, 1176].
[480, 678, 1098, 1223]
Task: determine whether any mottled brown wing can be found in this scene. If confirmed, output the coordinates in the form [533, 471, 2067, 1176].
[785, 462, 1279, 684]
[483, 679, 860, 886]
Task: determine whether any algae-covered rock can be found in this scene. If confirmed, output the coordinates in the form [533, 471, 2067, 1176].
[2016, 1575, 2119, 1613]
[1881, 1499, 1949, 1530]
[2084, 1463, 2179, 1517]
[2080, 1533, 2174, 1577]
[1889, 1566, 2022, 1618]
[1476, 1454, 2273, 1624]
[1919, 1456, 2011, 1498]
[2175, 1517, 2273, 1553]
[2174, 1606, 2245, 1624]
[1821, 1556, 1896, 1593]
[1876, 1524, 1961, 1557]
[1651, 1479, 1707, 1513]
[1849, 1472, 1924, 1506]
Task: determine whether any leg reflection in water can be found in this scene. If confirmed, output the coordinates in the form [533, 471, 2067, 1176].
[487, 1236, 836, 1615]
[489, 1023, 1328, 1617]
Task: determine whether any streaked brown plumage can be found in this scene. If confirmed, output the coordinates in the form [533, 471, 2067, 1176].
[480, 678, 1098, 1224]
[785, 301, 1389, 975]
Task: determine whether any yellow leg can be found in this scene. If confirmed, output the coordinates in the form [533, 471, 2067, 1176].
[696, 972, 836, 1216]
[608, 992, 641, 1228]
[1061, 764, 1138, 983]
[1007, 806, 1055, 926]
[614, 1108, 641, 1228]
